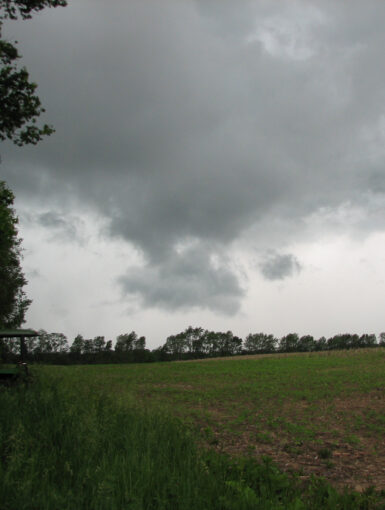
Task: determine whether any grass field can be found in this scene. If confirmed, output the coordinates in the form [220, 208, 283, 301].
[1, 348, 385, 508]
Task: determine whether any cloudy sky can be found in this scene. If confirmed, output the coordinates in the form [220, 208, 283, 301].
[2, 0, 385, 348]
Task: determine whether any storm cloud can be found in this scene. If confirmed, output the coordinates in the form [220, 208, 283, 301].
[21, 210, 84, 244]
[120, 243, 244, 314]
[2, 0, 385, 313]
[260, 252, 302, 281]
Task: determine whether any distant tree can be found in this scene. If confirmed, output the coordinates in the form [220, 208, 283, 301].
[327, 334, 350, 351]
[34, 329, 52, 353]
[325, 333, 377, 351]
[379, 332, 385, 346]
[48, 332, 68, 352]
[279, 333, 299, 353]
[244, 333, 259, 353]
[0, 336, 10, 360]
[93, 335, 106, 352]
[160, 328, 243, 359]
[133, 335, 146, 350]
[204, 331, 219, 356]
[70, 334, 84, 354]
[264, 334, 277, 353]
[217, 332, 227, 356]
[183, 326, 206, 356]
[0, 334, 19, 360]
[104, 339, 113, 352]
[347, 334, 360, 349]
[244, 333, 276, 353]
[316, 336, 327, 351]
[115, 331, 138, 352]
[34, 330, 68, 353]
[163, 333, 187, 359]
[198, 330, 211, 355]
[358, 334, 377, 348]
[297, 335, 316, 352]
[215, 331, 240, 356]
[25, 333, 38, 353]
[82, 339, 94, 354]
[183, 326, 201, 353]
[231, 335, 243, 355]
[0, 181, 31, 328]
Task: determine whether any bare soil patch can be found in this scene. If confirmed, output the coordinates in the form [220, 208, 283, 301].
[199, 391, 385, 491]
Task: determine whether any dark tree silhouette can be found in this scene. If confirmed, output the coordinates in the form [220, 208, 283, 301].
[0, 0, 66, 145]
[0, 181, 31, 327]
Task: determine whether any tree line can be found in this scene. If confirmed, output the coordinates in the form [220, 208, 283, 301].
[1, 326, 384, 365]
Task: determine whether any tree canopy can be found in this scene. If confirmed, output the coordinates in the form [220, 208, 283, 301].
[0, 180, 31, 327]
[0, 1, 66, 21]
[0, 0, 67, 145]
[0, 2, 67, 325]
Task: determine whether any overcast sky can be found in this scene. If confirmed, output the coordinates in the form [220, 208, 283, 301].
[2, 0, 385, 348]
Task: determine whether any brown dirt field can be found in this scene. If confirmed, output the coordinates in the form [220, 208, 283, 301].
[198, 391, 385, 492]
[138, 348, 385, 491]
[177, 347, 385, 363]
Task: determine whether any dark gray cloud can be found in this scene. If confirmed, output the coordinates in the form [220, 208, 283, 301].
[21, 210, 84, 243]
[259, 252, 302, 281]
[38, 211, 84, 243]
[119, 243, 244, 314]
[2, 0, 385, 311]
[38, 211, 73, 229]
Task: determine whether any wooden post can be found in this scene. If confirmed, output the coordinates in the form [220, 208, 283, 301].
[20, 336, 27, 362]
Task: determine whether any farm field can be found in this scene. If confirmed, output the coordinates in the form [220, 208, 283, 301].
[48, 347, 385, 492]
[2, 348, 385, 509]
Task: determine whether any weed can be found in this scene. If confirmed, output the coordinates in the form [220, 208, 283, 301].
[345, 434, 362, 446]
[284, 442, 303, 455]
[201, 426, 220, 445]
[318, 447, 333, 460]
[255, 431, 274, 444]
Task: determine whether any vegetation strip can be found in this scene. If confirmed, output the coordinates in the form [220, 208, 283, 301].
[1, 327, 385, 365]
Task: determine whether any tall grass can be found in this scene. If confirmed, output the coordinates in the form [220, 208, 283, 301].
[0, 373, 383, 510]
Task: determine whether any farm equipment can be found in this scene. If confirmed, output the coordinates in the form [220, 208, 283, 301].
[0, 329, 38, 384]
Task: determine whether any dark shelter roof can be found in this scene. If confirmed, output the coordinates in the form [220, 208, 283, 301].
[0, 329, 38, 338]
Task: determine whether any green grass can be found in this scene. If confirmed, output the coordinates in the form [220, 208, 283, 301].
[1, 373, 384, 510]
[1, 349, 385, 508]
[45, 349, 385, 446]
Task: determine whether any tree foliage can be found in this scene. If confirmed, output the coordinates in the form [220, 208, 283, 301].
[0, 0, 66, 21]
[115, 332, 146, 352]
[0, 0, 66, 145]
[35, 329, 68, 353]
[0, 180, 31, 327]
[244, 333, 277, 354]
[1, 325, 382, 365]
[0, 2, 67, 327]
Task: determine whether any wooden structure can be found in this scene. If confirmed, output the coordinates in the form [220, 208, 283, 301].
[0, 329, 38, 382]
